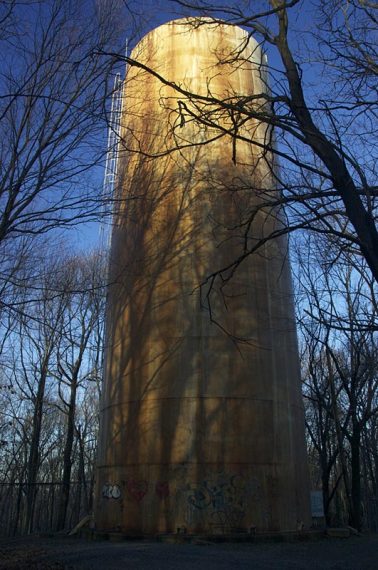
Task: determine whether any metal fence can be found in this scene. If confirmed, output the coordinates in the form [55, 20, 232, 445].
[0, 480, 93, 536]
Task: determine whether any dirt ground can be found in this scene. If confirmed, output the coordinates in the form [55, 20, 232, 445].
[0, 533, 377, 570]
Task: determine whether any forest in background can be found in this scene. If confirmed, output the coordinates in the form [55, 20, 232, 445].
[0, 0, 377, 534]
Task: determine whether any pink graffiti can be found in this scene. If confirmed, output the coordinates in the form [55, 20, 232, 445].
[156, 481, 170, 499]
[127, 479, 148, 503]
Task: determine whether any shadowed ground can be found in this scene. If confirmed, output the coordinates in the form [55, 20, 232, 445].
[0, 534, 377, 569]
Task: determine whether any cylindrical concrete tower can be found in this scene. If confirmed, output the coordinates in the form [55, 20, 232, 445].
[95, 18, 310, 535]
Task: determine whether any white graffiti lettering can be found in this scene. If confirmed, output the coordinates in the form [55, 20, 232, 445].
[102, 483, 121, 499]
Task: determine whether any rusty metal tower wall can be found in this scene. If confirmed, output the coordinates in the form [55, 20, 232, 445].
[95, 19, 311, 535]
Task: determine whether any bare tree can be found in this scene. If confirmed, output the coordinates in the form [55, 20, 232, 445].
[0, 0, 127, 330]
[53, 253, 105, 531]
[0, 249, 105, 535]
[296, 234, 378, 529]
[0, 0, 125, 240]
[15, 258, 70, 533]
[300, 329, 341, 524]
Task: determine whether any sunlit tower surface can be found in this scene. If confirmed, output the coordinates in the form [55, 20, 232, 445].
[95, 19, 311, 535]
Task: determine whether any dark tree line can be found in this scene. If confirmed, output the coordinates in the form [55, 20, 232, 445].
[0, 0, 123, 535]
[297, 234, 378, 530]
[0, 251, 105, 534]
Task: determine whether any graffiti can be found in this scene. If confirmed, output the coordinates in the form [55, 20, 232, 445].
[100, 470, 268, 534]
[211, 508, 245, 529]
[102, 483, 121, 500]
[127, 479, 148, 503]
[180, 472, 265, 532]
[187, 485, 212, 510]
[156, 481, 170, 499]
[184, 503, 204, 526]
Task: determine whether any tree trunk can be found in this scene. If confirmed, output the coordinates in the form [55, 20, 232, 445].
[25, 362, 48, 534]
[77, 428, 89, 515]
[320, 454, 331, 524]
[13, 480, 24, 536]
[273, 1, 378, 284]
[326, 349, 353, 523]
[350, 425, 362, 530]
[56, 377, 78, 531]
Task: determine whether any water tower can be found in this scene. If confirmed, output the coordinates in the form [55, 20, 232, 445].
[95, 18, 311, 535]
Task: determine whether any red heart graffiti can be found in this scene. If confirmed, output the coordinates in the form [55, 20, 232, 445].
[156, 481, 170, 499]
[127, 479, 148, 503]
